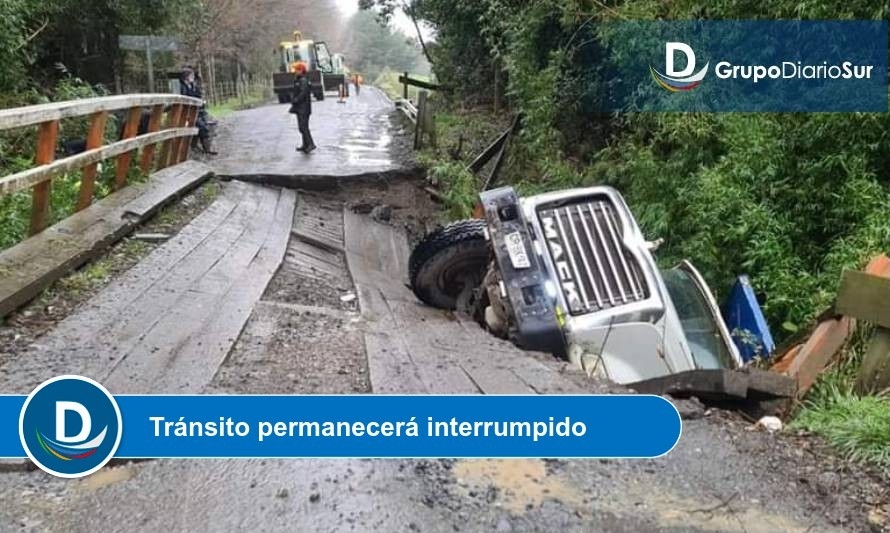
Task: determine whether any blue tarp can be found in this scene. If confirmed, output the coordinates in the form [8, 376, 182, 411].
[723, 276, 775, 363]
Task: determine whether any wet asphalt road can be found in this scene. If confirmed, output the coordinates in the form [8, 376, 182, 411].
[0, 90, 879, 533]
[212, 86, 411, 179]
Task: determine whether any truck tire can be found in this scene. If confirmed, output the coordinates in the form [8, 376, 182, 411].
[409, 219, 490, 310]
[314, 87, 325, 101]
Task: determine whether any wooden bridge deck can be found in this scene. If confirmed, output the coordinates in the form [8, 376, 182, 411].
[0, 181, 296, 393]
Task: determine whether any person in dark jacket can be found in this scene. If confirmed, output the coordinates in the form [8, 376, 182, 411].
[289, 63, 316, 153]
[180, 67, 217, 155]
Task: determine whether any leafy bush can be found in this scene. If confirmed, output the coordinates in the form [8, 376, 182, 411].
[414, 0, 889, 339]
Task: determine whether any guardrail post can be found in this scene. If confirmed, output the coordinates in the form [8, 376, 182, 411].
[425, 99, 437, 149]
[75, 111, 108, 211]
[403, 72, 409, 100]
[114, 106, 143, 190]
[414, 90, 428, 150]
[28, 120, 60, 235]
[157, 104, 183, 170]
[139, 104, 165, 173]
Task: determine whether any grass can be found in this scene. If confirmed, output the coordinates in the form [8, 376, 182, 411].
[207, 88, 271, 118]
[791, 382, 889, 467]
[790, 327, 890, 468]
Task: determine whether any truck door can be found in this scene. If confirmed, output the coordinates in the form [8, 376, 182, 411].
[662, 261, 743, 370]
[314, 41, 334, 73]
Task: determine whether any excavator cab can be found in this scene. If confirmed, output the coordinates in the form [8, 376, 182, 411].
[273, 31, 333, 103]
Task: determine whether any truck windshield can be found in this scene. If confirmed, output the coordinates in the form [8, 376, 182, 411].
[662, 269, 735, 370]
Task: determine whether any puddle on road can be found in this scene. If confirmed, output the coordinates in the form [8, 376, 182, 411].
[453, 459, 583, 514]
[79, 465, 138, 491]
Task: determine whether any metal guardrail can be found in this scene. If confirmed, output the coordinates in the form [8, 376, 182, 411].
[395, 98, 418, 123]
[0, 94, 202, 235]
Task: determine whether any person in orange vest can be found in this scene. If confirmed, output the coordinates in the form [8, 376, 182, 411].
[352, 73, 361, 97]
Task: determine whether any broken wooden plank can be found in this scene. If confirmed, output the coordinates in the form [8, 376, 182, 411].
[836, 269, 890, 329]
[787, 317, 853, 397]
[630, 369, 796, 401]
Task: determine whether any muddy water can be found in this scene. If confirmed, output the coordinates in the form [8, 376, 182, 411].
[453, 459, 584, 513]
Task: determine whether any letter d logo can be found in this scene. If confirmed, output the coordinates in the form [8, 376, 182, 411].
[20, 376, 122, 478]
[665, 42, 697, 77]
[650, 42, 709, 92]
[56, 401, 91, 444]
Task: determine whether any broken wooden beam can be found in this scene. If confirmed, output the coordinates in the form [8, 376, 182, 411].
[629, 368, 796, 402]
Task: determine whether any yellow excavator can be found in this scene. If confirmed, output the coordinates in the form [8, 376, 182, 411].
[273, 31, 336, 103]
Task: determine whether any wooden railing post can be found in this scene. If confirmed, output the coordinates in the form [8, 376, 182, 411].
[75, 111, 108, 211]
[168, 104, 191, 166]
[114, 106, 143, 190]
[29, 120, 60, 235]
[139, 104, 165, 173]
[157, 104, 183, 170]
[177, 105, 198, 163]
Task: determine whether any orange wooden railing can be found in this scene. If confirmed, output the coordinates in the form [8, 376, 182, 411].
[0, 94, 202, 235]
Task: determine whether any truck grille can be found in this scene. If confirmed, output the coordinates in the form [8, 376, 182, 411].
[538, 199, 649, 315]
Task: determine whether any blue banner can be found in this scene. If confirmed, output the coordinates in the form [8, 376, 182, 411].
[590, 20, 888, 112]
[0, 395, 681, 459]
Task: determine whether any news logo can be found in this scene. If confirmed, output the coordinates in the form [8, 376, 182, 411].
[650, 42, 709, 92]
[19, 376, 122, 478]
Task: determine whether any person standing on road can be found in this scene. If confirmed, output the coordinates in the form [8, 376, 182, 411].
[289, 63, 316, 153]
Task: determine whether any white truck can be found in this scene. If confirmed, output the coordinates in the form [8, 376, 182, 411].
[409, 186, 793, 402]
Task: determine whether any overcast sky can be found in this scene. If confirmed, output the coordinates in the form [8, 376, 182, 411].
[334, 0, 435, 41]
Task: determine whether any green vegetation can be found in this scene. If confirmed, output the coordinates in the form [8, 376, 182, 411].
[378, 0, 889, 338]
[793, 387, 889, 467]
[208, 87, 271, 118]
[791, 327, 890, 467]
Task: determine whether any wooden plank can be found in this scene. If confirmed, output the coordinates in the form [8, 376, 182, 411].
[139, 105, 165, 173]
[0, 94, 200, 131]
[0, 186, 145, 319]
[102, 187, 295, 393]
[468, 129, 510, 173]
[155, 189, 297, 392]
[856, 328, 890, 394]
[28, 120, 60, 235]
[786, 317, 853, 397]
[836, 270, 890, 328]
[0, 162, 212, 319]
[76, 111, 109, 211]
[113, 106, 144, 190]
[398, 74, 441, 91]
[0, 128, 195, 197]
[122, 160, 212, 219]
